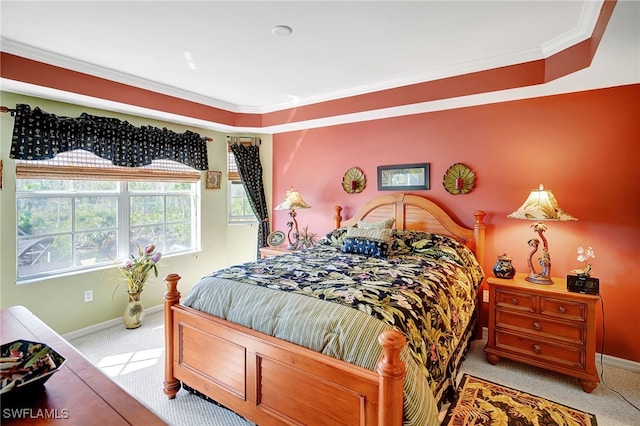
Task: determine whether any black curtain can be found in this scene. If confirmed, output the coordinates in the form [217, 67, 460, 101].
[9, 104, 208, 170]
[230, 142, 269, 258]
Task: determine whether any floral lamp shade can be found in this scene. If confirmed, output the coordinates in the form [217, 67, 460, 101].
[508, 184, 577, 285]
[275, 189, 311, 211]
[507, 184, 577, 221]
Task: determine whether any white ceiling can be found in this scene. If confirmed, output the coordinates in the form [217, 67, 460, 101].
[1, 1, 638, 132]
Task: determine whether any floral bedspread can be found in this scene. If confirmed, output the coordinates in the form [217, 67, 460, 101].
[206, 229, 484, 395]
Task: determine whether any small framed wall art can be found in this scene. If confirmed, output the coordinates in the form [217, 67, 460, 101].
[206, 170, 222, 190]
[377, 163, 430, 190]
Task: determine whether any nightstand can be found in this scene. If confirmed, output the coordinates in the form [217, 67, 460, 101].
[259, 246, 292, 259]
[484, 273, 599, 393]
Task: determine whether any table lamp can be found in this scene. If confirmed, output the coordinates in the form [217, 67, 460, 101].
[275, 188, 311, 250]
[507, 184, 577, 284]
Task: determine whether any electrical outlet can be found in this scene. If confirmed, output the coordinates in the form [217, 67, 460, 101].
[84, 289, 93, 303]
[483, 289, 489, 303]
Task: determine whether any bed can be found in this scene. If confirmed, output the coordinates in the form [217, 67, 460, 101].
[163, 193, 486, 425]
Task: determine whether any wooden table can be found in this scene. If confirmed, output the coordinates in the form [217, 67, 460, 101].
[1, 305, 166, 425]
[259, 245, 295, 258]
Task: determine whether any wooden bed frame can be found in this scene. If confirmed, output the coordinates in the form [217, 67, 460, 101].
[163, 193, 485, 426]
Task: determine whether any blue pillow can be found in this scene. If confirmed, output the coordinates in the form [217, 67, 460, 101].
[341, 237, 389, 258]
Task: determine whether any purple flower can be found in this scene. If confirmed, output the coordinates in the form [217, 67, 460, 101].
[113, 243, 162, 293]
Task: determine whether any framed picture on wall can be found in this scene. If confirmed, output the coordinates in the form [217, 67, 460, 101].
[377, 163, 430, 190]
[206, 170, 222, 190]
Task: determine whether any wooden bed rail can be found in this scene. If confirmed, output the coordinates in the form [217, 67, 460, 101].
[162, 273, 407, 425]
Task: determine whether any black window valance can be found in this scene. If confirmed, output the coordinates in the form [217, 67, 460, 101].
[9, 104, 208, 170]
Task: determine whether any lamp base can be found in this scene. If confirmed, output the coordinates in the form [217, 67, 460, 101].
[525, 273, 554, 285]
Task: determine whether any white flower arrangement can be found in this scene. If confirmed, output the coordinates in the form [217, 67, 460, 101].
[575, 246, 595, 276]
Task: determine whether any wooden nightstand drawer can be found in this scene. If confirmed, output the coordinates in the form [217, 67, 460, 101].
[495, 331, 586, 370]
[495, 289, 536, 313]
[540, 297, 587, 322]
[495, 310, 586, 345]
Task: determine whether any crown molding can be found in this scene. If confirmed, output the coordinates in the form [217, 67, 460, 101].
[1, 0, 601, 116]
[0, 37, 251, 113]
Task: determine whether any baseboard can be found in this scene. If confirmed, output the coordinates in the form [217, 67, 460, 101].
[63, 304, 163, 341]
[480, 326, 640, 373]
[598, 353, 640, 372]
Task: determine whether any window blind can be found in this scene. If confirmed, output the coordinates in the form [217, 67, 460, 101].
[227, 137, 259, 181]
[16, 149, 201, 182]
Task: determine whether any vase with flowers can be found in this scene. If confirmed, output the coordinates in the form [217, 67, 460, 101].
[567, 245, 599, 295]
[572, 246, 595, 277]
[113, 244, 162, 329]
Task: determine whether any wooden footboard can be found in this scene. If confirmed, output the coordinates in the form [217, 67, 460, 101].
[163, 273, 406, 426]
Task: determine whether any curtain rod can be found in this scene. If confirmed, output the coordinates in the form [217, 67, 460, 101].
[1, 105, 213, 141]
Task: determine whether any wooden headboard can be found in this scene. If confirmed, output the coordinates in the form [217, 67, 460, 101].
[334, 193, 486, 266]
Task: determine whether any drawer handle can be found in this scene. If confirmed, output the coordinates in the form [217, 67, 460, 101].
[532, 321, 541, 330]
[511, 298, 518, 305]
[558, 305, 566, 313]
[532, 344, 541, 353]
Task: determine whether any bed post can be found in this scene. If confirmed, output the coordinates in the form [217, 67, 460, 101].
[472, 210, 486, 267]
[472, 211, 486, 340]
[377, 329, 406, 426]
[163, 273, 182, 399]
[334, 205, 343, 229]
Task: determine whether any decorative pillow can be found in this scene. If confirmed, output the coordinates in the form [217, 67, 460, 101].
[341, 237, 389, 258]
[346, 226, 393, 243]
[318, 227, 350, 247]
[357, 218, 395, 229]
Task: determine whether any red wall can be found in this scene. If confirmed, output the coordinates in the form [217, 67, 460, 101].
[272, 84, 640, 362]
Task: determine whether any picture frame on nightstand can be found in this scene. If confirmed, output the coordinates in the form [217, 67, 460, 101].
[267, 231, 285, 247]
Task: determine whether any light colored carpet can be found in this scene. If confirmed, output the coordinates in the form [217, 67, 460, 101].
[69, 310, 251, 426]
[69, 310, 640, 426]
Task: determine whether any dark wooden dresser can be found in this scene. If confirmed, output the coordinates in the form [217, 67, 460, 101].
[1, 305, 166, 425]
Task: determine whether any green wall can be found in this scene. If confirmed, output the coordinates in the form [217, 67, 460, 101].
[0, 91, 272, 334]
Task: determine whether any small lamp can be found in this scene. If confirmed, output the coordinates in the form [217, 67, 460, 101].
[275, 188, 311, 250]
[507, 184, 577, 284]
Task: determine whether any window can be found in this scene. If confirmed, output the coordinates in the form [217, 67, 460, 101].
[227, 141, 257, 224]
[16, 179, 198, 281]
[228, 181, 256, 223]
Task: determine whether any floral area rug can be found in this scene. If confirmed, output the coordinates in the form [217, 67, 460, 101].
[442, 374, 597, 426]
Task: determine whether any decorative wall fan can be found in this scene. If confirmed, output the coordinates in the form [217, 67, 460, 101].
[342, 167, 366, 194]
[443, 163, 475, 194]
